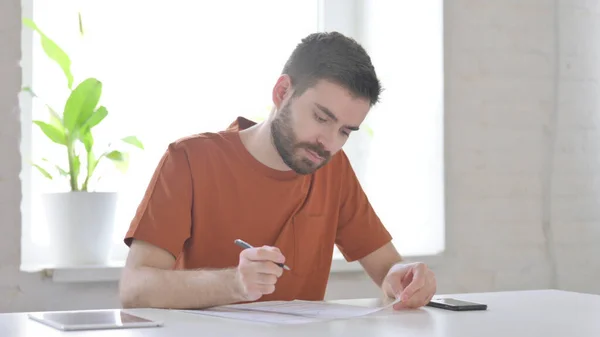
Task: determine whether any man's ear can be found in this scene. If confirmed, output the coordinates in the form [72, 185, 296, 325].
[272, 74, 292, 109]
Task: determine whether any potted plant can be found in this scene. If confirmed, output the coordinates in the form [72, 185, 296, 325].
[22, 16, 144, 266]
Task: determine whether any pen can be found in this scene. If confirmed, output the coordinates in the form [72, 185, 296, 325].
[234, 239, 291, 271]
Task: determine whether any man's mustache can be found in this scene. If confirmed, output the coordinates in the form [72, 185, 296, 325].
[297, 142, 330, 159]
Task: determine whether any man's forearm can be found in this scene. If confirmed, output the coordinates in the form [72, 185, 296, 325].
[119, 266, 244, 309]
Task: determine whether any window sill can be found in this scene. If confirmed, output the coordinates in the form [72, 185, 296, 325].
[32, 257, 364, 283]
[31, 254, 443, 283]
[38, 261, 126, 283]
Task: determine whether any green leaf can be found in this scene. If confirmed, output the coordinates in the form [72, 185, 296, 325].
[114, 157, 130, 173]
[78, 12, 84, 36]
[22, 86, 63, 130]
[72, 154, 81, 186]
[87, 151, 97, 176]
[41, 158, 69, 176]
[33, 120, 66, 145]
[22, 86, 36, 97]
[22, 18, 74, 89]
[87, 150, 98, 172]
[106, 150, 125, 161]
[63, 78, 102, 135]
[56, 165, 69, 176]
[48, 107, 64, 131]
[106, 150, 129, 173]
[80, 127, 94, 152]
[82, 144, 97, 192]
[121, 136, 144, 150]
[82, 106, 108, 130]
[32, 163, 53, 179]
[43, 104, 64, 134]
[79, 129, 97, 190]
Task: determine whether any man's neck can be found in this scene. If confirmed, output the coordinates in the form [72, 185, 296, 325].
[238, 122, 291, 172]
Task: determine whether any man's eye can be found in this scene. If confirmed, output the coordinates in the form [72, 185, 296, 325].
[314, 113, 327, 122]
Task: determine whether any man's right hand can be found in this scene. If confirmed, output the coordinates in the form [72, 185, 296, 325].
[235, 246, 286, 301]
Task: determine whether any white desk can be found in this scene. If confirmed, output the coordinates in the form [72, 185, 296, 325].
[2, 289, 599, 336]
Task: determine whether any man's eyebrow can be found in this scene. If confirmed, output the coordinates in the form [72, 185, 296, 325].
[314, 103, 360, 131]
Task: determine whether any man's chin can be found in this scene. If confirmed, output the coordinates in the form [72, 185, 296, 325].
[291, 159, 328, 175]
[291, 166, 317, 175]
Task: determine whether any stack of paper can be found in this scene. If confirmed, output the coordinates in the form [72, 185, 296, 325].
[181, 298, 401, 325]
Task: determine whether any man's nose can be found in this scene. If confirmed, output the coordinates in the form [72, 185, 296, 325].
[316, 133, 335, 154]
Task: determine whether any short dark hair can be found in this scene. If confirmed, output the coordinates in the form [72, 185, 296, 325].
[281, 31, 381, 106]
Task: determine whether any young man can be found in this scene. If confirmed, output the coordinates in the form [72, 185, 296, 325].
[119, 32, 436, 310]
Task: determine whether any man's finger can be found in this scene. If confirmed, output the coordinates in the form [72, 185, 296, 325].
[390, 279, 404, 299]
[257, 284, 276, 295]
[253, 260, 284, 276]
[242, 247, 285, 264]
[408, 287, 431, 308]
[394, 287, 429, 310]
[400, 265, 426, 300]
[255, 273, 278, 285]
[393, 300, 408, 310]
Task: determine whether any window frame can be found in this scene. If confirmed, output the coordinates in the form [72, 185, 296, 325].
[20, 0, 445, 277]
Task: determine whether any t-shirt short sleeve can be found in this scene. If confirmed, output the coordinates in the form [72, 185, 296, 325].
[124, 142, 193, 258]
[335, 152, 393, 262]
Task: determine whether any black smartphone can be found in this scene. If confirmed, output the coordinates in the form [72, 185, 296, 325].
[426, 297, 487, 311]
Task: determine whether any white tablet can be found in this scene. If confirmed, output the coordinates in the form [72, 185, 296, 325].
[28, 309, 163, 331]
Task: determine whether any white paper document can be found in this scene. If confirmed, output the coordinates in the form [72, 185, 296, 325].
[181, 298, 401, 325]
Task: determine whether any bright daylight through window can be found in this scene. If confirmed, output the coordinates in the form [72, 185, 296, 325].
[21, 0, 444, 270]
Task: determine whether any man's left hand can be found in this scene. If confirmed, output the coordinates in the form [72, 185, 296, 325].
[381, 262, 436, 310]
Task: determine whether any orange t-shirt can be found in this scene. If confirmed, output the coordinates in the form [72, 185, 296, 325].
[124, 117, 392, 301]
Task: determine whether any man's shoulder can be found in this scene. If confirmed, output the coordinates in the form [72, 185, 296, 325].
[167, 116, 253, 156]
[168, 130, 238, 155]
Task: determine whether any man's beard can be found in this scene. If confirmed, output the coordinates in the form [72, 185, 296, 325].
[270, 101, 331, 175]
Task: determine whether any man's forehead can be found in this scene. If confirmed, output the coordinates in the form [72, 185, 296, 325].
[302, 80, 370, 122]
[305, 79, 356, 99]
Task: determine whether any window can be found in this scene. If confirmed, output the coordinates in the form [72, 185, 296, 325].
[21, 0, 444, 270]
[350, 1, 445, 257]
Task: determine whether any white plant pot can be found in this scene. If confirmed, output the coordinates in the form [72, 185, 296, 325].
[43, 192, 118, 266]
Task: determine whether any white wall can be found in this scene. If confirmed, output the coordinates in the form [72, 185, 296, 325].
[1, 0, 599, 313]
